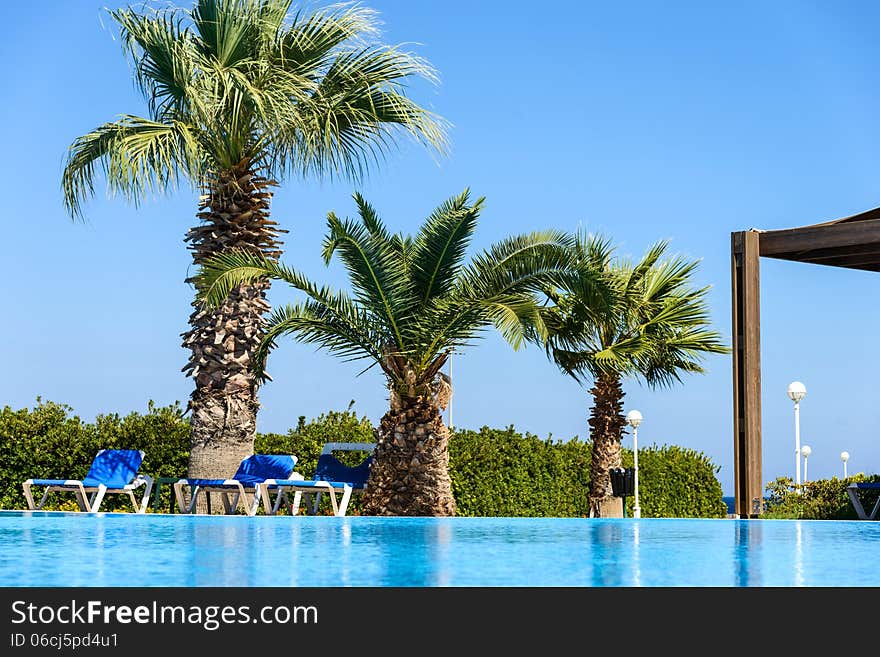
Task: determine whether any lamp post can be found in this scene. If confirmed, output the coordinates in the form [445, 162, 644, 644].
[841, 451, 850, 478]
[625, 410, 643, 519]
[787, 381, 807, 488]
[800, 445, 811, 483]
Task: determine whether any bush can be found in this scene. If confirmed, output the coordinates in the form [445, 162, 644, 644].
[625, 444, 728, 518]
[0, 400, 727, 518]
[449, 426, 592, 516]
[762, 474, 880, 519]
[0, 399, 189, 512]
[449, 427, 727, 518]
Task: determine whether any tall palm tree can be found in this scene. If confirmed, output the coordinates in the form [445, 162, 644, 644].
[541, 235, 728, 517]
[61, 0, 446, 484]
[196, 190, 575, 515]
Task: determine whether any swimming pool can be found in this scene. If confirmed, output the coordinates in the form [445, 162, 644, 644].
[1, 511, 878, 586]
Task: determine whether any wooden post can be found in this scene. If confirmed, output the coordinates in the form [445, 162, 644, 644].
[731, 231, 763, 517]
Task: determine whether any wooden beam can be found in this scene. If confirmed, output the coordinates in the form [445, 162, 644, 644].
[732, 231, 763, 517]
[759, 219, 880, 257]
[773, 242, 880, 263]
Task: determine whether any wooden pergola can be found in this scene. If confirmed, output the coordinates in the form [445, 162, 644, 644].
[731, 207, 880, 517]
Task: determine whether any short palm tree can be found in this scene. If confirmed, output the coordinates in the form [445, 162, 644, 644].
[541, 235, 728, 517]
[61, 0, 446, 483]
[196, 190, 575, 515]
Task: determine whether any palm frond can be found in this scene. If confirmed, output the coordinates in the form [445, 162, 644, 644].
[255, 299, 383, 378]
[321, 210, 414, 349]
[544, 236, 730, 388]
[411, 190, 481, 306]
[67, 1, 447, 220]
[111, 7, 194, 118]
[459, 230, 576, 299]
[192, 0, 260, 68]
[276, 2, 377, 75]
[62, 115, 202, 218]
[274, 44, 447, 181]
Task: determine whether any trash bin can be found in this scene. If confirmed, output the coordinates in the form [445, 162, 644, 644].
[609, 467, 635, 498]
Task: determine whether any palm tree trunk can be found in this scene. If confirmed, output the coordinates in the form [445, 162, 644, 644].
[181, 164, 283, 496]
[588, 372, 626, 517]
[361, 397, 456, 516]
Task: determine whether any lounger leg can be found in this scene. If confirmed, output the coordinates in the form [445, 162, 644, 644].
[22, 481, 36, 510]
[337, 485, 353, 517]
[174, 482, 187, 513]
[152, 482, 162, 513]
[248, 490, 262, 517]
[235, 484, 249, 515]
[870, 495, 880, 521]
[38, 489, 51, 510]
[311, 492, 322, 515]
[261, 485, 278, 516]
[221, 492, 235, 514]
[847, 488, 868, 520]
[326, 487, 340, 516]
[176, 484, 200, 514]
[290, 491, 303, 515]
[72, 485, 89, 512]
[89, 485, 108, 513]
[137, 477, 153, 514]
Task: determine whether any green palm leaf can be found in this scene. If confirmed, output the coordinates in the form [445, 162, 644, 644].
[543, 233, 729, 388]
[196, 191, 568, 396]
[63, 0, 447, 216]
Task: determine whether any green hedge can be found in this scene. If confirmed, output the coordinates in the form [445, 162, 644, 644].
[762, 475, 880, 519]
[0, 400, 727, 517]
[0, 399, 190, 512]
[627, 445, 728, 518]
[450, 428, 727, 518]
[449, 426, 592, 516]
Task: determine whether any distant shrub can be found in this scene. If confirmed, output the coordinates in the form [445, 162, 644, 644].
[762, 474, 880, 519]
[449, 426, 592, 517]
[628, 444, 728, 518]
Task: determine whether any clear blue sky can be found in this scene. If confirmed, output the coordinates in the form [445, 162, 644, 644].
[3, 1, 879, 494]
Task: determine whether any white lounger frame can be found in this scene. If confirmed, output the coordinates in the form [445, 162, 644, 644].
[259, 442, 374, 517]
[174, 473, 304, 516]
[22, 475, 154, 514]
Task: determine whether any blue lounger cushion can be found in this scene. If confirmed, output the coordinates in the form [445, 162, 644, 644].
[851, 482, 880, 489]
[178, 454, 297, 488]
[314, 452, 372, 487]
[22, 449, 151, 513]
[174, 454, 299, 516]
[266, 453, 371, 488]
[259, 450, 373, 516]
[80, 449, 144, 488]
[181, 478, 257, 488]
[268, 479, 355, 489]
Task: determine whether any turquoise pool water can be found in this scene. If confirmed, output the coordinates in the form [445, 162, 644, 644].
[1, 511, 878, 586]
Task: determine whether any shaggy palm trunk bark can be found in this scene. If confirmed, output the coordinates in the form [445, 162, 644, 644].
[361, 396, 456, 516]
[181, 163, 282, 502]
[588, 372, 626, 517]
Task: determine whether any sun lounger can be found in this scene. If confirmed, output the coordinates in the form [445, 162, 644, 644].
[173, 454, 300, 516]
[22, 449, 153, 513]
[846, 482, 880, 520]
[258, 442, 374, 517]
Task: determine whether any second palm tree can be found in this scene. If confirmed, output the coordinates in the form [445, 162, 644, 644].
[541, 235, 729, 517]
[197, 191, 574, 514]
